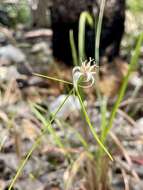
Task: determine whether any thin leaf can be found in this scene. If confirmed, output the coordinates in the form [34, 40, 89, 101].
[76, 88, 113, 161]
[33, 73, 73, 85]
[69, 30, 78, 66]
[95, 0, 106, 65]
[104, 33, 143, 138]
[78, 11, 94, 62]
[8, 89, 73, 190]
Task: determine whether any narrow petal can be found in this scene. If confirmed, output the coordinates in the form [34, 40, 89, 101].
[72, 66, 81, 74]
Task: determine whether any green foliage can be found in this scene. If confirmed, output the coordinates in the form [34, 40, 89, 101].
[8, 89, 73, 190]
[76, 87, 113, 160]
[17, 1, 31, 24]
[70, 11, 94, 66]
[69, 30, 78, 66]
[95, 0, 106, 64]
[78, 11, 94, 62]
[0, 1, 31, 27]
[127, 0, 143, 12]
[108, 33, 143, 130]
[101, 32, 143, 145]
[8, 0, 143, 189]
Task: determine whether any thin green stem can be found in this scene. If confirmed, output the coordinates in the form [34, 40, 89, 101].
[100, 96, 108, 141]
[94, 0, 106, 104]
[95, 0, 106, 65]
[8, 89, 73, 190]
[33, 73, 73, 85]
[104, 33, 143, 139]
[78, 11, 94, 62]
[76, 87, 113, 161]
[69, 30, 78, 66]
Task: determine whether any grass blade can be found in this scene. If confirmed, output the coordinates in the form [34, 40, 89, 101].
[78, 11, 94, 62]
[33, 73, 73, 85]
[8, 89, 73, 190]
[76, 88, 113, 160]
[69, 30, 78, 66]
[95, 0, 106, 64]
[104, 33, 143, 138]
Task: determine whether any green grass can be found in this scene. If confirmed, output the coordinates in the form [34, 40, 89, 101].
[8, 89, 73, 190]
[127, 0, 143, 12]
[78, 11, 94, 62]
[70, 11, 94, 65]
[8, 0, 143, 189]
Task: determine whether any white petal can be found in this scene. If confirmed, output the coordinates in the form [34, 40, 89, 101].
[72, 66, 81, 74]
[85, 73, 92, 82]
[86, 60, 91, 68]
[90, 71, 96, 75]
[73, 72, 83, 88]
[82, 60, 87, 67]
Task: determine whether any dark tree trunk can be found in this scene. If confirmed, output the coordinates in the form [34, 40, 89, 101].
[50, 0, 126, 64]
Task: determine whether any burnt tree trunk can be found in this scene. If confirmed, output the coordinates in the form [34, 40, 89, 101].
[50, 0, 125, 64]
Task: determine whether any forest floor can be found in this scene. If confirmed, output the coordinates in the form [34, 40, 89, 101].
[0, 8, 143, 190]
